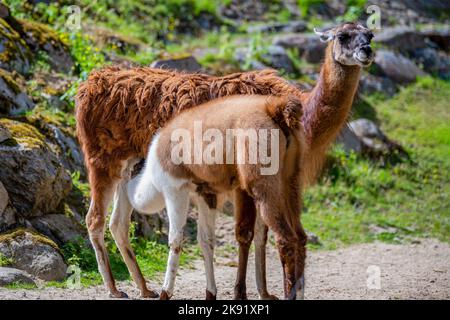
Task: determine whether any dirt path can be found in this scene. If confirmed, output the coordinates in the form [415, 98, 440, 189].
[1, 214, 449, 300]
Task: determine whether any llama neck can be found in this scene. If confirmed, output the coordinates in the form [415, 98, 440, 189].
[302, 44, 361, 151]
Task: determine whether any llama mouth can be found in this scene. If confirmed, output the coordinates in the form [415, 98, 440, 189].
[355, 53, 373, 67]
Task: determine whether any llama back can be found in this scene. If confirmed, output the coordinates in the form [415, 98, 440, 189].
[75, 66, 302, 159]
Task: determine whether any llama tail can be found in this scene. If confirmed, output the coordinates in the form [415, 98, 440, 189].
[266, 95, 303, 131]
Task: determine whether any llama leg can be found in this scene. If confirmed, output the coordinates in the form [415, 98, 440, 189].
[293, 220, 307, 300]
[109, 180, 159, 298]
[285, 178, 307, 300]
[195, 197, 217, 300]
[86, 169, 126, 298]
[254, 213, 278, 300]
[257, 198, 298, 300]
[233, 189, 257, 300]
[160, 191, 190, 300]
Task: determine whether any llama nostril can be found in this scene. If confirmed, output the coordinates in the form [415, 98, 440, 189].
[362, 45, 373, 56]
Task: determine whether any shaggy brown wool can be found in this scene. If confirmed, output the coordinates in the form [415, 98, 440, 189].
[76, 67, 299, 173]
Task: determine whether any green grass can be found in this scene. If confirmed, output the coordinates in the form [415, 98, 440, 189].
[0, 253, 14, 267]
[303, 77, 450, 250]
[47, 230, 198, 288]
[4, 282, 37, 290]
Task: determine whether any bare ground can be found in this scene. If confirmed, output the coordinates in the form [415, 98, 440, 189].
[1, 214, 449, 300]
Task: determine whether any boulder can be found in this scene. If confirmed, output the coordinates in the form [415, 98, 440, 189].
[336, 119, 409, 162]
[27, 118, 85, 175]
[422, 28, 450, 52]
[0, 267, 35, 286]
[0, 119, 71, 217]
[374, 26, 426, 53]
[359, 73, 398, 97]
[29, 213, 86, 246]
[19, 20, 74, 74]
[273, 33, 326, 64]
[0, 68, 34, 115]
[0, 17, 32, 75]
[234, 45, 296, 73]
[410, 47, 450, 80]
[373, 50, 426, 84]
[150, 56, 202, 73]
[0, 229, 67, 281]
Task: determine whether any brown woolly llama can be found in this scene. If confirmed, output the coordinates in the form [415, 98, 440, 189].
[75, 22, 374, 299]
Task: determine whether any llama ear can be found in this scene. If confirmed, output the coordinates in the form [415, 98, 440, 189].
[314, 28, 334, 42]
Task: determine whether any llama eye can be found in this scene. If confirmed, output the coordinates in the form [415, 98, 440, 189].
[338, 34, 350, 42]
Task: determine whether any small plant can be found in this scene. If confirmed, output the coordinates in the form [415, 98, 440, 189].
[70, 171, 90, 198]
[0, 253, 14, 267]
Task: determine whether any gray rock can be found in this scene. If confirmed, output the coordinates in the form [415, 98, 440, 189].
[0, 181, 14, 232]
[247, 21, 307, 34]
[359, 74, 398, 97]
[42, 123, 85, 175]
[20, 20, 74, 74]
[234, 45, 296, 73]
[264, 45, 296, 74]
[0, 181, 8, 214]
[336, 124, 364, 154]
[273, 33, 326, 64]
[0, 71, 35, 115]
[336, 119, 409, 161]
[374, 26, 426, 53]
[410, 47, 450, 80]
[0, 206, 16, 232]
[29, 214, 86, 246]
[0, 230, 67, 281]
[0, 267, 35, 286]
[366, 0, 450, 26]
[0, 119, 71, 218]
[150, 56, 202, 73]
[0, 17, 32, 75]
[422, 28, 450, 52]
[373, 50, 426, 84]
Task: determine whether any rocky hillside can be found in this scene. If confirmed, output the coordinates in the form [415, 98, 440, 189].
[0, 0, 449, 288]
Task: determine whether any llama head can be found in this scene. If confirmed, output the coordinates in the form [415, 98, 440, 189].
[314, 22, 374, 67]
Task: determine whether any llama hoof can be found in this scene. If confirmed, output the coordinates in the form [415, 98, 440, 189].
[297, 275, 305, 300]
[260, 294, 279, 300]
[233, 292, 248, 300]
[206, 290, 216, 300]
[141, 289, 159, 299]
[160, 290, 171, 300]
[109, 290, 129, 299]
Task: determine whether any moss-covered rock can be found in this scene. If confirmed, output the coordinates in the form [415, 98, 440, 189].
[19, 19, 74, 74]
[0, 68, 34, 115]
[29, 213, 86, 246]
[0, 119, 71, 217]
[0, 228, 67, 281]
[0, 18, 32, 75]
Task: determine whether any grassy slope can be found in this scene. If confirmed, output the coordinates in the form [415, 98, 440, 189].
[303, 77, 450, 250]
